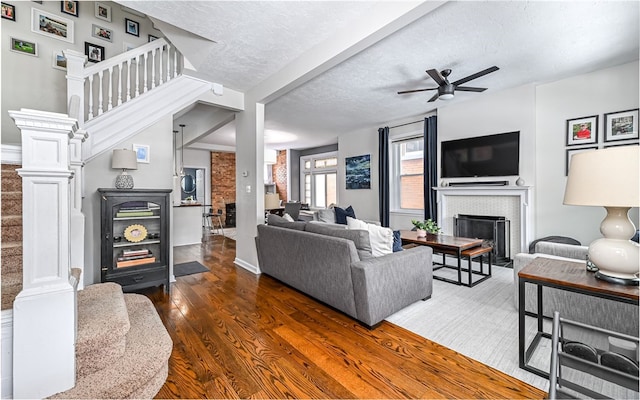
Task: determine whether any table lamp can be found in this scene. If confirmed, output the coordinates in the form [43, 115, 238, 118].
[563, 146, 639, 285]
[112, 149, 138, 189]
[265, 193, 280, 210]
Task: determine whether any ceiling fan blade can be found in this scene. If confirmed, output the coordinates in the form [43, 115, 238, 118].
[397, 87, 438, 94]
[426, 69, 446, 86]
[455, 86, 487, 92]
[427, 92, 440, 102]
[451, 66, 499, 86]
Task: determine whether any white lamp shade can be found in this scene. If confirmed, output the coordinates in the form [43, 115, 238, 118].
[112, 149, 138, 170]
[265, 193, 280, 209]
[265, 149, 277, 165]
[563, 146, 639, 207]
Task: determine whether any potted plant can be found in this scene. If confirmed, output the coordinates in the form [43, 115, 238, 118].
[411, 219, 441, 238]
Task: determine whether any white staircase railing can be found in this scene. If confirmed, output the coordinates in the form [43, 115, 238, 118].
[65, 38, 181, 127]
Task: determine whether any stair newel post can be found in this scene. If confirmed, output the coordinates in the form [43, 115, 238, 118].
[64, 50, 88, 127]
[135, 55, 141, 97]
[8, 109, 79, 399]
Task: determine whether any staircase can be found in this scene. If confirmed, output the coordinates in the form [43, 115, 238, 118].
[50, 283, 172, 398]
[1, 163, 22, 311]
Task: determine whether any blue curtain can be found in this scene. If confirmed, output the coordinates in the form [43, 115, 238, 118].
[423, 116, 438, 221]
[378, 127, 390, 227]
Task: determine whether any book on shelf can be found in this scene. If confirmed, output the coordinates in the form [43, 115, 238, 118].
[116, 256, 156, 268]
[116, 210, 154, 217]
[122, 248, 149, 257]
[117, 253, 153, 262]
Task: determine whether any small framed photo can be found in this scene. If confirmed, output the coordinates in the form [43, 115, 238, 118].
[125, 18, 139, 37]
[32, 8, 74, 43]
[566, 147, 597, 176]
[85, 41, 105, 63]
[52, 50, 66, 70]
[604, 141, 639, 149]
[1, 2, 15, 21]
[94, 2, 111, 22]
[91, 24, 113, 42]
[604, 109, 639, 142]
[566, 115, 598, 146]
[60, 1, 78, 17]
[133, 144, 150, 163]
[148, 34, 159, 42]
[10, 37, 37, 56]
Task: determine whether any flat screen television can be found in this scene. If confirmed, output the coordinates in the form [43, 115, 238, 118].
[441, 131, 520, 178]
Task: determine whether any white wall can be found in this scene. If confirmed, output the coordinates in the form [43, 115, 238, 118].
[82, 115, 174, 286]
[535, 61, 639, 245]
[1, 1, 162, 145]
[338, 129, 379, 222]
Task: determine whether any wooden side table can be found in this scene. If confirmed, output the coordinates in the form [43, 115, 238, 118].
[517, 257, 639, 378]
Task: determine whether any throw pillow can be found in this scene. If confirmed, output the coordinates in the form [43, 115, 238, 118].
[392, 230, 403, 252]
[317, 208, 335, 223]
[282, 213, 294, 222]
[335, 205, 356, 225]
[347, 217, 392, 257]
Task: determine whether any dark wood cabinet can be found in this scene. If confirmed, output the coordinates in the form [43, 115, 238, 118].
[98, 188, 172, 293]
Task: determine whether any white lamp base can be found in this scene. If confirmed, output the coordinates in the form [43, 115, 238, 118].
[589, 206, 639, 285]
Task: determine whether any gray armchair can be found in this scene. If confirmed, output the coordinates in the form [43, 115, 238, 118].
[513, 241, 638, 336]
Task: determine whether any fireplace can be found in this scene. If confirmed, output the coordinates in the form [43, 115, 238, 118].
[455, 214, 511, 264]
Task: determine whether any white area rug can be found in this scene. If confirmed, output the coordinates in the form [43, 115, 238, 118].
[387, 265, 550, 391]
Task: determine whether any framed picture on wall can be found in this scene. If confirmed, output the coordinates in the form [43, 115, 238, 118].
[94, 2, 111, 22]
[10, 37, 37, 56]
[604, 109, 639, 142]
[133, 144, 150, 163]
[345, 154, 371, 189]
[60, 1, 78, 17]
[84, 41, 105, 63]
[566, 115, 598, 146]
[31, 8, 74, 43]
[91, 24, 113, 42]
[566, 147, 597, 176]
[52, 50, 66, 70]
[1, 2, 15, 21]
[125, 18, 139, 37]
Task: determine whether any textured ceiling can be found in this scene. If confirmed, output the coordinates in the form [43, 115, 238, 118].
[119, 1, 640, 150]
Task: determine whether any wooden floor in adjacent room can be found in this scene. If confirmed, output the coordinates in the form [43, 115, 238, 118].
[143, 235, 545, 399]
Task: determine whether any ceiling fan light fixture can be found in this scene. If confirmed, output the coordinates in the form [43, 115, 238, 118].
[440, 93, 454, 100]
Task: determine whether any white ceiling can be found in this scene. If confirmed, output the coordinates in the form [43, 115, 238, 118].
[119, 1, 640, 151]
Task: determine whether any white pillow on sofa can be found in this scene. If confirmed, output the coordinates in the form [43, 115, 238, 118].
[346, 217, 393, 257]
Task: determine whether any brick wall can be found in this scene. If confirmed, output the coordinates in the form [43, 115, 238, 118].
[210, 152, 236, 226]
[273, 150, 288, 201]
[400, 158, 424, 209]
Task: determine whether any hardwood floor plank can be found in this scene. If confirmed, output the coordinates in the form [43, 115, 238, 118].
[145, 237, 545, 399]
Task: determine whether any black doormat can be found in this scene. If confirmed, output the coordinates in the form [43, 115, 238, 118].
[174, 261, 209, 277]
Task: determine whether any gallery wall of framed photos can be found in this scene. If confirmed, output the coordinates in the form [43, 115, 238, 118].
[1, 1, 163, 142]
[564, 108, 639, 176]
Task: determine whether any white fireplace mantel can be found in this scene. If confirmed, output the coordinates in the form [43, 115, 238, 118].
[435, 185, 533, 255]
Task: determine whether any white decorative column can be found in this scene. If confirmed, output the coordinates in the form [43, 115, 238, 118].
[9, 109, 78, 399]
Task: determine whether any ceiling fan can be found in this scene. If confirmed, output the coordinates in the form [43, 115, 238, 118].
[398, 66, 499, 102]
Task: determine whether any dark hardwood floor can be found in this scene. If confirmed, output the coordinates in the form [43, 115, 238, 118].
[144, 235, 545, 399]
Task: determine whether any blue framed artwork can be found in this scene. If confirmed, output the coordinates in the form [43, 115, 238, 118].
[345, 154, 370, 189]
[132, 144, 149, 163]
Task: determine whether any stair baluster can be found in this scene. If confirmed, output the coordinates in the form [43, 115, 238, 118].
[107, 66, 114, 111]
[88, 75, 94, 120]
[165, 43, 171, 83]
[97, 70, 104, 116]
[135, 55, 141, 97]
[117, 63, 123, 106]
[151, 48, 157, 89]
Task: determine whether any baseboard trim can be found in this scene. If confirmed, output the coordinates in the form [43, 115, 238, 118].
[234, 258, 260, 275]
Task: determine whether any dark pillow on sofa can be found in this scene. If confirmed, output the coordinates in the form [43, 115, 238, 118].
[335, 205, 356, 224]
[392, 230, 403, 252]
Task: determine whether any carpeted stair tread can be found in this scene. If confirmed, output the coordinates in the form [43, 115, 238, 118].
[75, 283, 130, 376]
[50, 294, 173, 399]
[1, 271, 22, 310]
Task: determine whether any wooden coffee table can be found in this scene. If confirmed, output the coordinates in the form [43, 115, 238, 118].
[400, 231, 492, 287]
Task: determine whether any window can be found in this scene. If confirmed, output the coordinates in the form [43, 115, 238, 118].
[391, 136, 424, 211]
[301, 152, 337, 208]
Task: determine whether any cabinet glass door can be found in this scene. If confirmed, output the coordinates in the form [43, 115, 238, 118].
[111, 200, 162, 270]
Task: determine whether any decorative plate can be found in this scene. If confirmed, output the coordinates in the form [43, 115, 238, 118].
[124, 224, 147, 243]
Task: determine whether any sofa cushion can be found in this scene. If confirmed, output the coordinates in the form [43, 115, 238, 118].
[335, 205, 356, 224]
[317, 208, 335, 223]
[305, 221, 373, 260]
[267, 214, 306, 230]
[347, 217, 393, 257]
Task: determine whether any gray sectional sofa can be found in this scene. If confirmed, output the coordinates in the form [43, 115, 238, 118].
[513, 241, 638, 336]
[255, 220, 434, 328]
